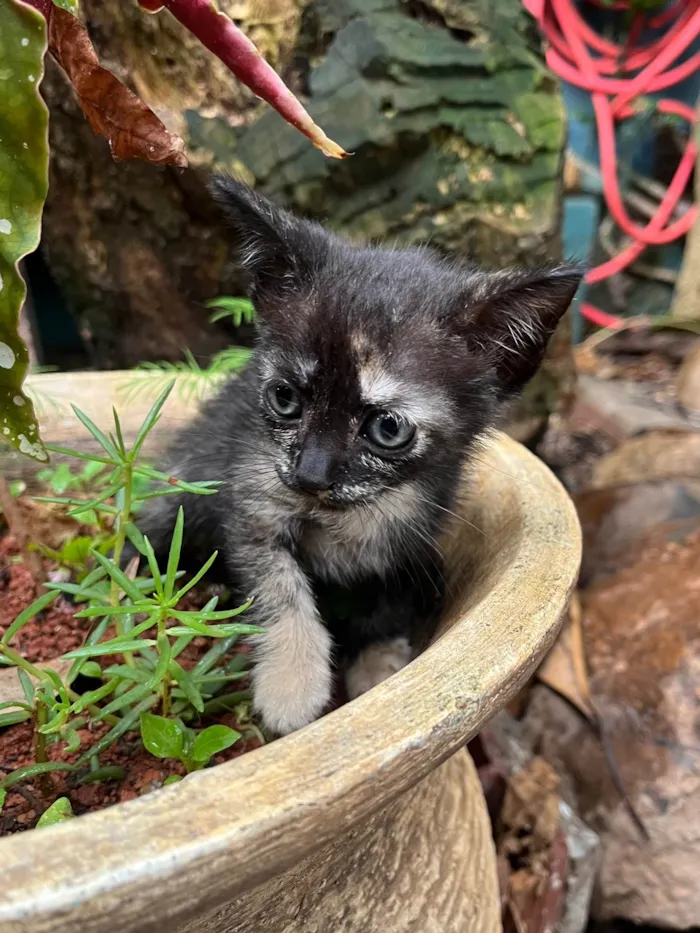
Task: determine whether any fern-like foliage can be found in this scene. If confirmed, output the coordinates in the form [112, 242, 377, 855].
[116, 294, 255, 407]
[206, 296, 256, 327]
[117, 347, 252, 407]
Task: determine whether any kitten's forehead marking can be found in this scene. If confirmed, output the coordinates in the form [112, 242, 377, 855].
[260, 353, 317, 385]
[358, 357, 451, 425]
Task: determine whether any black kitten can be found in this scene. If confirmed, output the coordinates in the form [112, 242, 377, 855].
[136, 177, 582, 735]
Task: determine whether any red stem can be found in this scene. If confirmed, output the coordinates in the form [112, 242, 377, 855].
[145, 0, 348, 159]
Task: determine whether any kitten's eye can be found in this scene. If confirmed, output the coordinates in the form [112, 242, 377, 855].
[266, 382, 302, 419]
[363, 411, 415, 450]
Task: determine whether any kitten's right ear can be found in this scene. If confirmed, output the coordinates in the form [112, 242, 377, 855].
[209, 175, 327, 297]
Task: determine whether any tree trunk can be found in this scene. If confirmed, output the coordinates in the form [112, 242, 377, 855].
[38, 0, 573, 430]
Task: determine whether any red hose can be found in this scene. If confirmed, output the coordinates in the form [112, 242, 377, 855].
[524, 0, 699, 330]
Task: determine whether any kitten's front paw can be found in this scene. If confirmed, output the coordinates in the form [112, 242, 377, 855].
[345, 637, 412, 700]
[252, 615, 333, 735]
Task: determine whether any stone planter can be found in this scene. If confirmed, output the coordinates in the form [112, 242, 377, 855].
[0, 372, 581, 933]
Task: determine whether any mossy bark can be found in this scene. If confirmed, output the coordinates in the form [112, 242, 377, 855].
[39, 0, 573, 429]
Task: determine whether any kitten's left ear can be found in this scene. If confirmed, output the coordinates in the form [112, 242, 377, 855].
[454, 263, 584, 396]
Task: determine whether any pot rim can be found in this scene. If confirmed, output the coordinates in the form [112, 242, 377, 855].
[0, 429, 581, 933]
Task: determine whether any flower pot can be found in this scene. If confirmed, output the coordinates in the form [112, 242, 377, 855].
[0, 372, 581, 933]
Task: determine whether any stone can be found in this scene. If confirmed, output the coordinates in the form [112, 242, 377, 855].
[523, 525, 700, 928]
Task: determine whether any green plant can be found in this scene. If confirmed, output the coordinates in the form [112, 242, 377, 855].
[37, 459, 106, 496]
[206, 296, 256, 328]
[0, 382, 263, 810]
[36, 795, 74, 827]
[140, 713, 240, 773]
[119, 346, 253, 406]
[117, 295, 256, 406]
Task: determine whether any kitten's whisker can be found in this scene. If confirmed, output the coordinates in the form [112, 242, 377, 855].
[372, 499, 452, 601]
[410, 490, 486, 537]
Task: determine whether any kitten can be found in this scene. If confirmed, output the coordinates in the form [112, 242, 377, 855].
[135, 177, 582, 735]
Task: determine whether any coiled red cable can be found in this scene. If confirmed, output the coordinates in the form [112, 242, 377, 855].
[524, 0, 699, 330]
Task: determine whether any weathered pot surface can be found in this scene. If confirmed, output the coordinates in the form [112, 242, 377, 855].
[0, 374, 581, 933]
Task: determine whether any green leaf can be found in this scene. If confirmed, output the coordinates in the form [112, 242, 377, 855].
[78, 564, 108, 589]
[44, 581, 109, 602]
[92, 682, 151, 719]
[102, 663, 151, 684]
[162, 774, 183, 786]
[170, 632, 196, 660]
[164, 506, 184, 599]
[61, 639, 156, 659]
[0, 0, 49, 462]
[205, 296, 256, 327]
[112, 407, 127, 456]
[168, 659, 203, 712]
[61, 725, 81, 755]
[90, 550, 146, 603]
[79, 660, 103, 679]
[124, 522, 147, 556]
[171, 551, 218, 603]
[67, 615, 111, 684]
[140, 711, 184, 760]
[196, 671, 247, 685]
[131, 380, 175, 458]
[149, 632, 171, 688]
[52, 0, 81, 14]
[0, 788, 6, 812]
[36, 796, 74, 828]
[41, 667, 70, 702]
[0, 761, 75, 790]
[80, 458, 108, 484]
[18, 668, 35, 704]
[2, 588, 58, 645]
[73, 603, 151, 618]
[44, 444, 115, 465]
[173, 603, 253, 622]
[201, 690, 250, 715]
[192, 725, 241, 763]
[141, 535, 163, 597]
[63, 677, 119, 718]
[79, 765, 125, 784]
[66, 482, 122, 518]
[70, 405, 120, 460]
[193, 632, 241, 678]
[0, 699, 32, 712]
[75, 693, 157, 766]
[0, 709, 31, 727]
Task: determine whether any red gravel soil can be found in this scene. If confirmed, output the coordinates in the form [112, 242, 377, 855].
[0, 530, 261, 838]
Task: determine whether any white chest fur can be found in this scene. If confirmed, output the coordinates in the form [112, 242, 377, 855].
[298, 483, 422, 584]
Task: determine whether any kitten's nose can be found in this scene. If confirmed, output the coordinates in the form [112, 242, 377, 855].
[295, 443, 335, 494]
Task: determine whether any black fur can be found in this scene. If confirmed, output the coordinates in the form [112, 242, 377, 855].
[135, 177, 583, 734]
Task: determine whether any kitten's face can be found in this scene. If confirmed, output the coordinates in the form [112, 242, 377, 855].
[254, 251, 497, 508]
[211, 177, 583, 511]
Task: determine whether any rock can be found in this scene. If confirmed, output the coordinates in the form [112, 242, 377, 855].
[577, 375, 700, 438]
[591, 429, 700, 488]
[523, 525, 700, 928]
[575, 479, 700, 586]
[677, 341, 700, 414]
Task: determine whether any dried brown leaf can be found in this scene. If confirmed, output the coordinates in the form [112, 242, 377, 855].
[48, 7, 187, 168]
[538, 596, 594, 720]
[538, 594, 649, 840]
